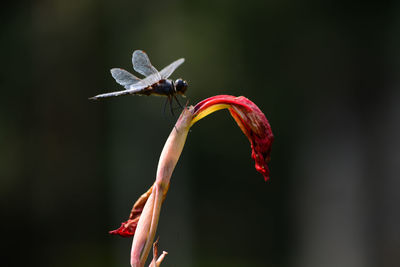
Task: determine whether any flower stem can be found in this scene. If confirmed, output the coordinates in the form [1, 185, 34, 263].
[130, 107, 194, 266]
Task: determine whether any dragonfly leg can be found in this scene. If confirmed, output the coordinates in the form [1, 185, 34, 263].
[168, 96, 174, 116]
[163, 97, 169, 115]
[173, 94, 183, 109]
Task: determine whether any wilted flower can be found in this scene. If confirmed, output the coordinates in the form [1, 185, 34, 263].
[192, 95, 274, 181]
[110, 95, 273, 267]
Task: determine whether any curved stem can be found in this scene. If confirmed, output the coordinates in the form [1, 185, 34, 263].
[130, 107, 194, 266]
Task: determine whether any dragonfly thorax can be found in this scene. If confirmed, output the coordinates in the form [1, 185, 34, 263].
[150, 79, 175, 96]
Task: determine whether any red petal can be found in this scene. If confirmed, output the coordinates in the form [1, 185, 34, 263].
[194, 95, 274, 181]
[109, 186, 153, 238]
[109, 184, 169, 238]
[109, 219, 138, 237]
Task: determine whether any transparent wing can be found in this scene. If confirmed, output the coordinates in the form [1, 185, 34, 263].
[137, 73, 162, 87]
[110, 68, 141, 89]
[132, 50, 161, 81]
[89, 83, 148, 100]
[159, 58, 185, 79]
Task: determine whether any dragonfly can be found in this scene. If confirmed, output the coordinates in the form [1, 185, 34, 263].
[89, 50, 188, 109]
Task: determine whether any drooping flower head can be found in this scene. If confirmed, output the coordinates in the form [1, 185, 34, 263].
[191, 95, 274, 181]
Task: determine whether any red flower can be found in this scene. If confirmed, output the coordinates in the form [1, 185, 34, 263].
[192, 95, 274, 181]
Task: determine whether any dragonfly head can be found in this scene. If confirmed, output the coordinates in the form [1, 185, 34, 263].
[175, 79, 188, 95]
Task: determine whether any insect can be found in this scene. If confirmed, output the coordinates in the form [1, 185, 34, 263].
[89, 50, 188, 109]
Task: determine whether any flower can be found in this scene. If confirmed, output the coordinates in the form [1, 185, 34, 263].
[110, 95, 273, 266]
[191, 95, 274, 180]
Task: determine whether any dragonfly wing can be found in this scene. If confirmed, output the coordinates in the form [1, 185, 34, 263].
[110, 68, 141, 89]
[137, 73, 162, 88]
[89, 89, 133, 100]
[132, 50, 161, 80]
[159, 58, 185, 79]
[89, 85, 148, 100]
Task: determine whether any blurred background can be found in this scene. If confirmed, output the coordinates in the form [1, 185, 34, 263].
[1, 0, 400, 266]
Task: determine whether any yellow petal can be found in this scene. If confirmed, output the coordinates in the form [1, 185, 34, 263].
[190, 104, 231, 127]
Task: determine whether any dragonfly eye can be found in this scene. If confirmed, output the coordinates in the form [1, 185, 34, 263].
[175, 79, 188, 95]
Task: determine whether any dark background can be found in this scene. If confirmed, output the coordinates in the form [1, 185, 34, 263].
[1, 0, 400, 266]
